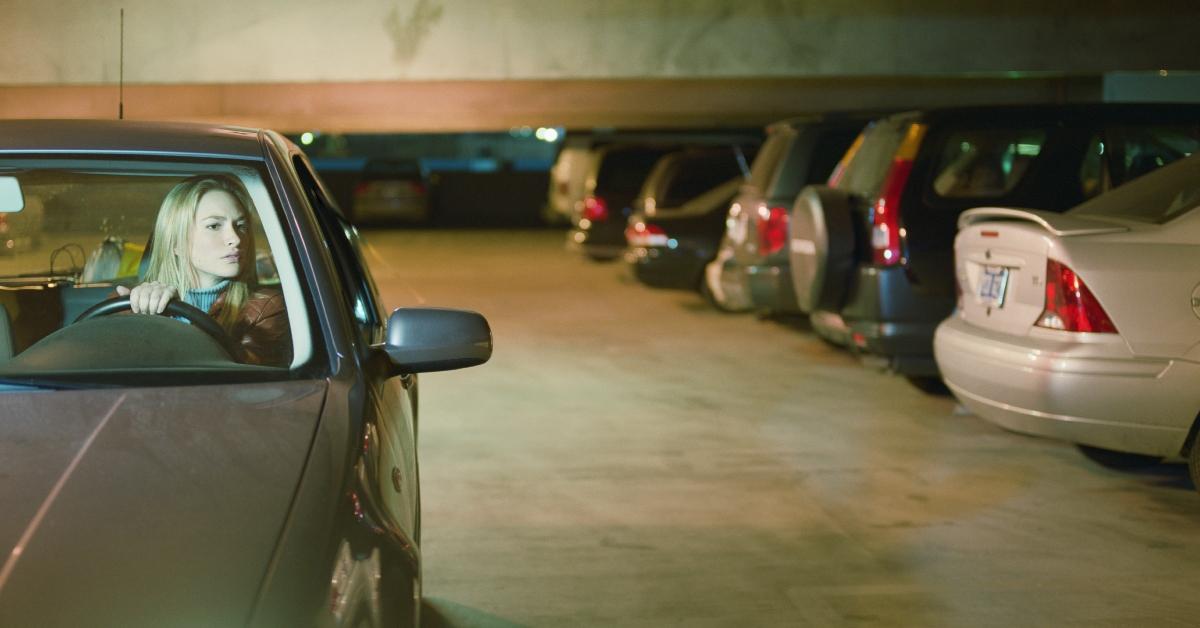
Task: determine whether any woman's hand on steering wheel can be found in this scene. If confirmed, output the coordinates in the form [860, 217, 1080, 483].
[116, 281, 179, 314]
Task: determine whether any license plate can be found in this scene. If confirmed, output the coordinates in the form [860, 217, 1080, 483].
[978, 265, 1009, 307]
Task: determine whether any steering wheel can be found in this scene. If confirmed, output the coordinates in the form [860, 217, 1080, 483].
[74, 296, 238, 359]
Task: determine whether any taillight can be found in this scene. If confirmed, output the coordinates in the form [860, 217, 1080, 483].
[353, 182, 369, 196]
[625, 221, 668, 247]
[1036, 259, 1117, 333]
[870, 161, 911, 265]
[869, 123, 926, 266]
[583, 195, 609, 222]
[756, 206, 789, 256]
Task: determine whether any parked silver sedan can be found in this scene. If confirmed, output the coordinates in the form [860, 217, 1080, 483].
[935, 153, 1200, 487]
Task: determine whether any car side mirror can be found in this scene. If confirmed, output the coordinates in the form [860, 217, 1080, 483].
[380, 307, 492, 374]
[0, 176, 24, 213]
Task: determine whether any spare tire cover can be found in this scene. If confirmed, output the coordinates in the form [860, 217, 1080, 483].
[788, 185, 857, 313]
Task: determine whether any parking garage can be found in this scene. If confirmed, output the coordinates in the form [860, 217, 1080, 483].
[4, 2, 1200, 627]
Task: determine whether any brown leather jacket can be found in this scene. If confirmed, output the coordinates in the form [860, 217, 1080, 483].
[213, 287, 292, 367]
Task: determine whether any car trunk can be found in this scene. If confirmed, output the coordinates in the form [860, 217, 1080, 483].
[955, 208, 1128, 337]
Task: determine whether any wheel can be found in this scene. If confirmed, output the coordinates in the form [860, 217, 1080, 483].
[905, 375, 951, 396]
[381, 557, 421, 628]
[1189, 437, 1200, 493]
[585, 251, 620, 262]
[1076, 444, 1161, 470]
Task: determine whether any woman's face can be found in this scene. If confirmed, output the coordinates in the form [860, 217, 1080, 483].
[189, 190, 248, 288]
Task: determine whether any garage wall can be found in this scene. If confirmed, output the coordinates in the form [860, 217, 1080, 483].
[2, 0, 1193, 85]
[1, 1, 1195, 131]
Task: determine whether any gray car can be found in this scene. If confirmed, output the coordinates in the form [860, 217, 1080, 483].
[0, 120, 491, 627]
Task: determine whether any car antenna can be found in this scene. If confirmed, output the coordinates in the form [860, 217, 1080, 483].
[118, 8, 124, 120]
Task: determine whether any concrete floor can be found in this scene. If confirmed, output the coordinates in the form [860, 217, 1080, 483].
[360, 230, 1200, 628]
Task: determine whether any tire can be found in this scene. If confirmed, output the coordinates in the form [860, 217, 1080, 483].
[788, 185, 858, 313]
[1189, 437, 1200, 493]
[1076, 444, 1161, 470]
[382, 557, 421, 628]
[585, 251, 620, 263]
[905, 375, 951, 396]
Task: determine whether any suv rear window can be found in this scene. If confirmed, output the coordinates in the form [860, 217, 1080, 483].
[661, 152, 747, 207]
[747, 131, 792, 192]
[596, 148, 670, 196]
[833, 117, 909, 198]
[930, 128, 1045, 198]
[1072, 152, 1200, 224]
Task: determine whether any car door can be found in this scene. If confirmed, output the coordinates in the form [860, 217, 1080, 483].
[292, 155, 421, 541]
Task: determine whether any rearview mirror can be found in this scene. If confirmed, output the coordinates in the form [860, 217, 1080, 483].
[380, 307, 492, 374]
[0, 177, 24, 213]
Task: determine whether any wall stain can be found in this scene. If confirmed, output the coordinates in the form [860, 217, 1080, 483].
[384, 0, 445, 64]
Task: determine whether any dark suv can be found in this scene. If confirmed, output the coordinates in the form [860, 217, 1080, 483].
[788, 104, 1200, 381]
[623, 146, 754, 289]
[704, 113, 874, 313]
[569, 144, 677, 261]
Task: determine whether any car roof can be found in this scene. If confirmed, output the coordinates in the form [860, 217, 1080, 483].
[0, 119, 271, 160]
[766, 110, 894, 133]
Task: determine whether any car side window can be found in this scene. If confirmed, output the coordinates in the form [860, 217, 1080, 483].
[1078, 135, 1111, 201]
[292, 156, 383, 341]
[1079, 127, 1200, 201]
[931, 128, 1045, 198]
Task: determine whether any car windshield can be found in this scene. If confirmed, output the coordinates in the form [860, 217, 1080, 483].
[0, 157, 312, 384]
[1070, 152, 1200, 225]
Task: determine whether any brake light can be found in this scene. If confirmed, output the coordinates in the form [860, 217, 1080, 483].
[870, 123, 926, 266]
[583, 195, 609, 222]
[756, 206, 789, 256]
[1036, 259, 1117, 333]
[625, 221, 669, 247]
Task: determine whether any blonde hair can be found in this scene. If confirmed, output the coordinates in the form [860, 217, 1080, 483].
[144, 174, 258, 331]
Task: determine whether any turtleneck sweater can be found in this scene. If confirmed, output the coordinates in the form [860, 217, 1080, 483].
[184, 279, 230, 313]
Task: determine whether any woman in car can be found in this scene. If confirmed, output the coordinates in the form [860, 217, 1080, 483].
[117, 174, 292, 366]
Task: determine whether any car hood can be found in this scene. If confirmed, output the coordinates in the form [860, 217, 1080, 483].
[0, 379, 327, 628]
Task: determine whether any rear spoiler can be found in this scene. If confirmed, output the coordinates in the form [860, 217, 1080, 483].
[959, 207, 1129, 237]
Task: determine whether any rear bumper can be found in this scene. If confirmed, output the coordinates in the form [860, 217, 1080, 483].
[703, 251, 754, 311]
[744, 260, 801, 314]
[626, 245, 710, 290]
[835, 265, 954, 375]
[568, 221, 625, 259]
[934, 315, 1197, 457]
